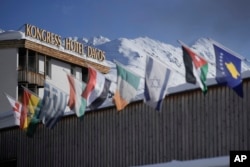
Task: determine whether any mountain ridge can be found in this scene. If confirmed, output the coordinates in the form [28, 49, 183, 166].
[79, 36, 249, 93]
[0, 29, 248, 90]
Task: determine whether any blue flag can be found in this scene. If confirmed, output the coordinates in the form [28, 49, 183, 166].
[39, 81, 68, 129]
[213, 44, 243, 97]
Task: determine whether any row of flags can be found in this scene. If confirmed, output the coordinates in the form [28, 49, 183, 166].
[4, 40, 245, 137]
[182, 41, 243, 97]
[5, 66, 113, 137]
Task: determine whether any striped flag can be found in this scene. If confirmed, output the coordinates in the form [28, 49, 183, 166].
[67, 74, 87, 117]
[22, 88, 43, 137]
[5, 93, 21, 126]
[144, 56, 172, 111]
[182, 45, 208, 94]
[113, 63, 140, 111]
[39, 81, 68, 129]
[82, 67, 111, 110]
[20, 88, 41, 129]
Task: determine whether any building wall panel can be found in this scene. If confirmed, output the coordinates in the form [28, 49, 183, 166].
[0, 48, 18, 112]
[1, 80, 250, 167]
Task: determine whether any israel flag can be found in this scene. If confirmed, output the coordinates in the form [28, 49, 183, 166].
[144, 56, 172, 111]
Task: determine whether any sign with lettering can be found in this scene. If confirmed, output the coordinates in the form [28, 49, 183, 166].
[25, 24, 105, 61]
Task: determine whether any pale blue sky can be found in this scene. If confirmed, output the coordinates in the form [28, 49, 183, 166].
[1, 0, 250, 59]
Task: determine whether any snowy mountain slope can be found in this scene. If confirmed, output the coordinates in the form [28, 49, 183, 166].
[1, 28, 248, 94]
[78, 36, 250, 99]
[81, 37, 240, 89]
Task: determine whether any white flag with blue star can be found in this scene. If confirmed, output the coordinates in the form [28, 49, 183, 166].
[144, 56, 172, 111]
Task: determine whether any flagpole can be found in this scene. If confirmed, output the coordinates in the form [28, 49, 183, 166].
[3, 92, 21, 103]
[208, 38, 250, 71]
[177, 40, 216, 65]
[62, 68, 81, 81]
[21, 85, 41, 99]
[113, 59, 144, 78]
[178, 39, 229, 77]
[44, 79, 69, 95]
[148, 54, 187, 78]
[208, 38, 247, 61]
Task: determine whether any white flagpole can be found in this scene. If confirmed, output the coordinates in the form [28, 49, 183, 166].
[178, 39, 230, 77]
[21, 85, 41, 98]
[208, 38, 247, 60]
[177, 39, 215, 65]
[113, 59, 143, 78]
[3, 92, 22, 104]
[146, 55, 186, 78]
[208, 38, 250, 71]
[44, 79, 69, 95]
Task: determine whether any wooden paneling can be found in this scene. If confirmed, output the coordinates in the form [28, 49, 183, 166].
[18, 70, 44, 86]
[1, 80, 250, 167]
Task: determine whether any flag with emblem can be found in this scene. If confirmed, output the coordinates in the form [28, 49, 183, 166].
[213, 44, 243, 97]
[182, 45, 208, 94]
[81, 66, 112, 110]
[113, 62, 140, 111]
[144, 56, 172, 111]
[67, 74, 87, 117]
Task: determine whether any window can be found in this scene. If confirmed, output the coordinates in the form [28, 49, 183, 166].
[82, 67, 88, 82]
[28, 85, 38, 95]
[18, 48, 26, 70]
[45, 57, 51, 78]
[18, 85, 38, 102]
[38, 53, 45, 75]
[18, 85, 24, 102]
[28, 50, 36, 72]
[71, 65, 76, 76]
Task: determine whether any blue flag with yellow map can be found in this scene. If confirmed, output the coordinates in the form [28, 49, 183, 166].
[213, 44, 243, 97]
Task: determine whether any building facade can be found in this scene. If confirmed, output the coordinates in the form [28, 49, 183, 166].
[0, 24, 250, 167]
[0, 24, 109, 115]
[0, 75, 250, 166]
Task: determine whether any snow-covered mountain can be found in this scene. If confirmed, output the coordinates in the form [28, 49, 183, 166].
[79, 36, 249, 94]
[0, 28, 248, 95]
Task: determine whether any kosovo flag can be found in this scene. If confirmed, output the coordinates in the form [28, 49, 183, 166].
[213, 44, 243, 97]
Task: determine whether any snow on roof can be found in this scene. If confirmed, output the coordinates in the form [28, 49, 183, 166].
[0, 30, 24, 40]
[132, 156, 229, 167]
[0, 110, 19, 129]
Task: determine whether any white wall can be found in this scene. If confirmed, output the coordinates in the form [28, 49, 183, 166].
[50, 59, 71, 94]
[0, 48, 18, 112]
